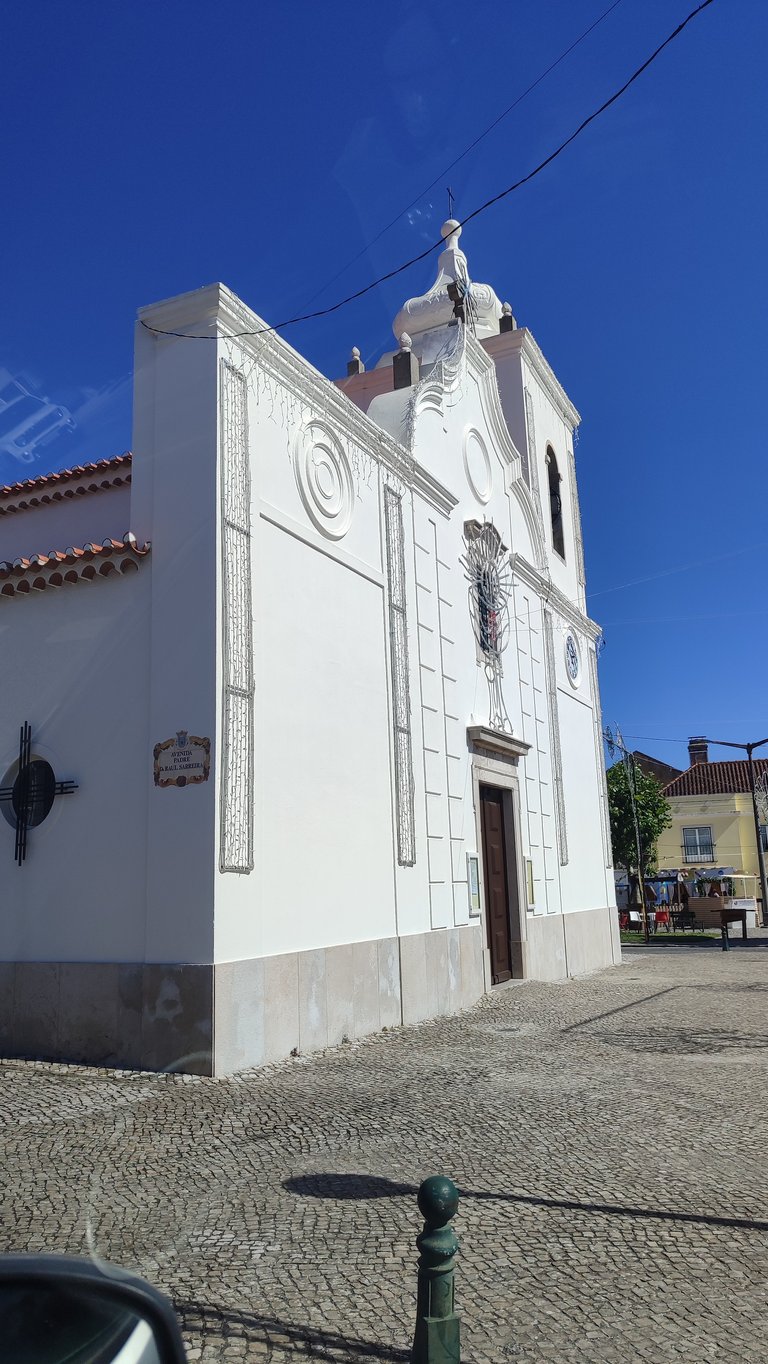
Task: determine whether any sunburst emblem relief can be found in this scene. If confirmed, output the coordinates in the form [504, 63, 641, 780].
[461, 520, 513, 734]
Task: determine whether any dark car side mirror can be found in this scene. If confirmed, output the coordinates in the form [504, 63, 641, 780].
[0, 1253, 188, 1363]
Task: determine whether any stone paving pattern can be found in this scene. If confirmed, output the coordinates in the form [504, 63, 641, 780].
[2, 937, 768, 1361]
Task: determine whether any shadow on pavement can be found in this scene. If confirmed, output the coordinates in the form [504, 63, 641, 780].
[599, 1024, 768, 1055]
[176, 1299, 410, 1361]
[283, 1173, 768, 1234]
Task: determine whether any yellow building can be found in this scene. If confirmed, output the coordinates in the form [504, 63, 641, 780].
[655, 738, 768, 919]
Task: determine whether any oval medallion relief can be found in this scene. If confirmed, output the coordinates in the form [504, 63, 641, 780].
[293, 420, 354, 540]
[463, 428, 492, 505]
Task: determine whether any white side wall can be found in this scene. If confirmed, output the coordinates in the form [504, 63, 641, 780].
[0, 571, 150, 961]
[0, 484, 132, 563]
[209, 325, 436, 966]
[130, 311, 220, 963]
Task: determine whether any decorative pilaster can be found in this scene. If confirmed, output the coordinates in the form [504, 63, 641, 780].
[384, 485, 416, 866]
[219, 360, 254, 873]
[567, 444, 586, 600]
[523, 387, 539, 496]
[588, 645, 613, 868]
[543, 609, 568, 866]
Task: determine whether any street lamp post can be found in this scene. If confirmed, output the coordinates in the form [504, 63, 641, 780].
[604, 726, 650, 943]
[704, 738, 768, 929]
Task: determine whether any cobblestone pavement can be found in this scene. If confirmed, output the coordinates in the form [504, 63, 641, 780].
[3, 938, 768, 1362]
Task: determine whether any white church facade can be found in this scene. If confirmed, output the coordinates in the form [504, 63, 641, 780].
[0, 222, 618, 1075]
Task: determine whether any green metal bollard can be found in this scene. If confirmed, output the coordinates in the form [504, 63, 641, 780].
[411, 1175, 461, 1364]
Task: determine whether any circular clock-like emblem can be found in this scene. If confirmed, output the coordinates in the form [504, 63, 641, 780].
[564, 632, 581, 686]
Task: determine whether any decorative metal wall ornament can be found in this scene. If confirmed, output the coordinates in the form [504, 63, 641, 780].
[461, 520, 513, 734]
[384, 486, 416, 866]
[0, 722, 77, 865]
[219, 360, 255, 873]
[543, 609, 569, 866]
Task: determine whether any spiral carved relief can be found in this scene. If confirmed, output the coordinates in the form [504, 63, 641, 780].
[294, 420, 354, 540]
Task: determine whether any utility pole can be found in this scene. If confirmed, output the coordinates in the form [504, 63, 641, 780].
[704, 738, 768, 928]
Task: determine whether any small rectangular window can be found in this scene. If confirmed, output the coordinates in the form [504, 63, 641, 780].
[682, 827, 714, 862]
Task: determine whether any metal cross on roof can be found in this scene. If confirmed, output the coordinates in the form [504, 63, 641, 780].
[0, 722, 78, 865]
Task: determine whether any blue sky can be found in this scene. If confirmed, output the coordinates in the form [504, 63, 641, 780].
[1, 0, 764, 771]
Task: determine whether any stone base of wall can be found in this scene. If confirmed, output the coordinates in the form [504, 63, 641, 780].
[0, 961, 214, 1074]
[214, 924, 485, 1075]
[523, 904, 620, 981]
[0, 924, 486, 1076]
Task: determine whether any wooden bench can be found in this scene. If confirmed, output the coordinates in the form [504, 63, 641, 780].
[670, 910, 705, 933]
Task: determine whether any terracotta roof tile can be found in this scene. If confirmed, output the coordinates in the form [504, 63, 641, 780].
[0, 532, 150, 599]
[664, 759, 768, 797]
[0, 454, 132, 514]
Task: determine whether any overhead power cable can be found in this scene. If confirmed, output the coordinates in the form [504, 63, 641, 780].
[302, 0, 628, 309]
[619, 733, 768, 746]
[141, 0, 716, 343]
[588, 537, 767, 600]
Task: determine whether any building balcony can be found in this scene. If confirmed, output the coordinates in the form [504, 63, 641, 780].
[681, 845, 715, 863]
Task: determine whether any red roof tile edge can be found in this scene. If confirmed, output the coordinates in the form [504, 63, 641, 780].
[0, 533, 150, 599]
[664, 759, 768, 798]
[0, 454, 132, 509]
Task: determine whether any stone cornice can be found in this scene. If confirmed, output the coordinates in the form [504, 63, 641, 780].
[483, 328, 581, 430]
[467, 725, 531, 760]
[510, 551, 601, 641]
[669, 797, 741, 815]
[138, 285, 457, 518]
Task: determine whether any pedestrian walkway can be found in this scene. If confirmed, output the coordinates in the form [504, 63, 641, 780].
[2, 942, 768, 1361]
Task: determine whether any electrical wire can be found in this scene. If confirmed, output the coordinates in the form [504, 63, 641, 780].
[588, 536, 764, 600]
[301, 0, 628, 309]
[141, 0, 716, 343]
[618, 734, 768, 746]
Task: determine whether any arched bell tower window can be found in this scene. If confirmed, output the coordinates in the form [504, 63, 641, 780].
[546, 446, 565, 561]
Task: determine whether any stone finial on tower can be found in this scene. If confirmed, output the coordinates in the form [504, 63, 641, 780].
[440, 217, 462, 254]
[393, 332, 420, 390]
[392, 219, 502, 349]
[500, 301, 517, 334]
[347, 346, 365, 377]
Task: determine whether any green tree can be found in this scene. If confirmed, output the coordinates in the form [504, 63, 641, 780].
[606, 761, 671, 872]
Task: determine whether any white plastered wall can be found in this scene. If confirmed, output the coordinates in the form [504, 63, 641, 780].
[207, 319, 437, 967]
[0, 570, 151, 961]
[389, 329, 614, 955]
[131, 307, 220, 963]
[0, 484, 132, 563]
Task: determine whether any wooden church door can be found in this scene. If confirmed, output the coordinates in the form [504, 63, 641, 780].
[479, 784, 515, 984]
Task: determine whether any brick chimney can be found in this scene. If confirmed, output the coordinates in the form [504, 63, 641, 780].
[688, 736, 709, 766]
